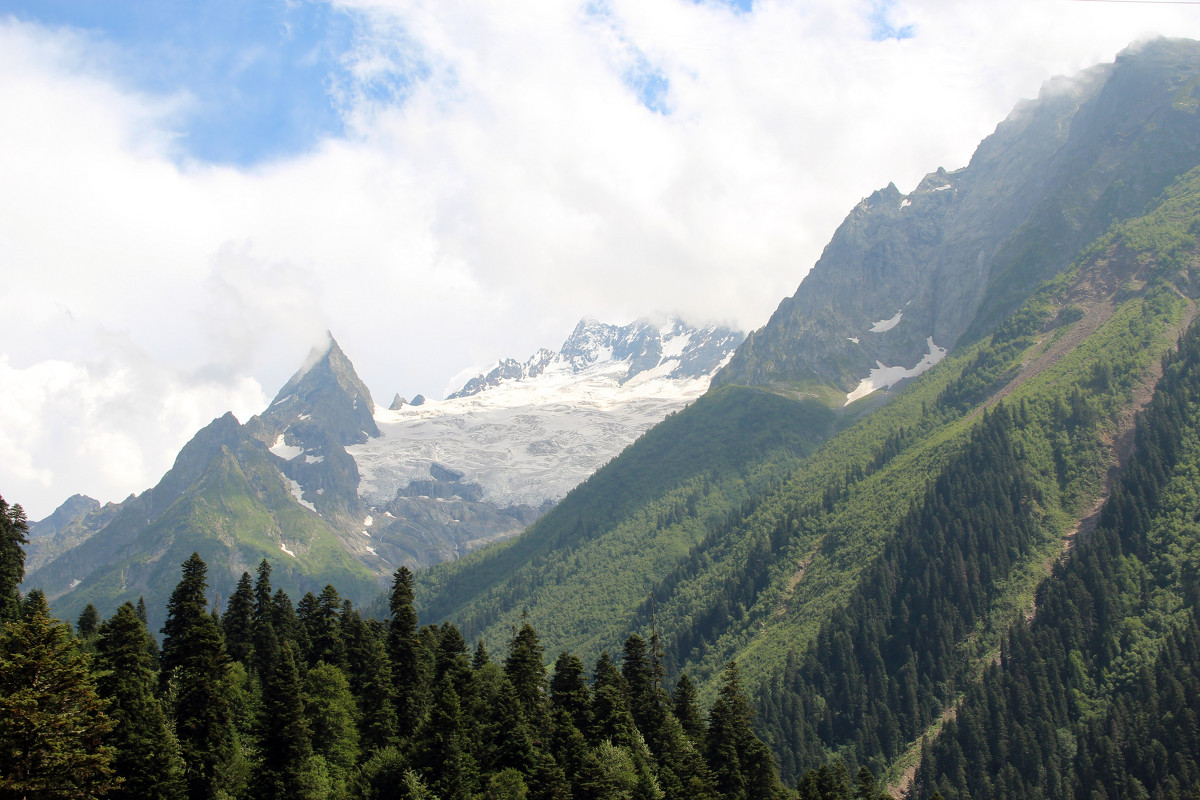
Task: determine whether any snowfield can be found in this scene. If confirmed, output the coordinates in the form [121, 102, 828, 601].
[348, 357, 714, 509]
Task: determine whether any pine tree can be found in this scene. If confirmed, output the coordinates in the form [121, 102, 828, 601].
[160, 553, 239, 800]
[0, 495, 28, 622]
[0, 592, 117, 798]
[95, 602, 185, 799]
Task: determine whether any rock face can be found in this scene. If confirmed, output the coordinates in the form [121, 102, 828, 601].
[244, 333, 379, 523]
[24, 494, 107, 574]
[716, 37, 1200, 400]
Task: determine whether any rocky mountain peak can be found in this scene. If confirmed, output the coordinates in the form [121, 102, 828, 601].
[248, 332, 380, 447]
[28, 494, 99, 539]
[448, 317, 744, 399]
[715, 36, 1200, 402]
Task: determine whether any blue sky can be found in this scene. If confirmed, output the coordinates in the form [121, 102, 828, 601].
[1, 0, 362, 164]
[0, 0, 829, 165]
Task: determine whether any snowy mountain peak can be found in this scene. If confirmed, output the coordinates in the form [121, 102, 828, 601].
[447, 317, 743, 399]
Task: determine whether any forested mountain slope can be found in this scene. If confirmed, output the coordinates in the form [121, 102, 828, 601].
[914, 297, 1200, 800]
[416, 43, 1200, 792]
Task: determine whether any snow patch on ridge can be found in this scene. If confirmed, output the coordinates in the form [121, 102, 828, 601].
[870, 311, 903, 333]
[844, 337, 948, 406]
[270, 435, 304, 460]
[282, 476, 317, 513]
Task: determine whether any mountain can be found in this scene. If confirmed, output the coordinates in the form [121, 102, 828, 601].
[715, 37, 1200, 401]
[23, 494, 108, 573]
[412, 36, 1200, 791]
[22, 318, 741, 629]
[22, 411, 380, 633]
[346, 316, 743, 562]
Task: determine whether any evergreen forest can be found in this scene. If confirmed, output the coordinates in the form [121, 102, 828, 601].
[3, 513, 873, 799]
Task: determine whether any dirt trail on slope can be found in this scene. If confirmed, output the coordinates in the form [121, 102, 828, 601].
[888, 286, 1198, 799]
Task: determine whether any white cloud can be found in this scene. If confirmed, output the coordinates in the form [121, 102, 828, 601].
[4, 1, 1200, 517]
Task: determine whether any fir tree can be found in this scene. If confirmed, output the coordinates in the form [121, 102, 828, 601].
[672, 673, 705, 747]
[388, 566, 426, 739]
[0, 495, 28, 622]
[341, 608, 397, 752]
[94, 602, 185, 799]
[222, 572, 255, 667]
[418, 673, 480, 800]
[302, 662, 360, 800]
[160, 553, 239, 800]
[504, 623, 549, 732]
[76, 603, 100, 640]
[255, 645, 325, 800]
[707, 661, 786, 800]
[252, 559, 278, 679]
[0, 592, 117, 798]
[550, 651, 593, 735]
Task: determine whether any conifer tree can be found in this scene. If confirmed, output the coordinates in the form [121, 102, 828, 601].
[76, 603, 100, 641]
[299, 585, 346, 670]
[252, 559, 278, 678]
[505, 622, 550, 732]
[418, 673, 480, 800]
[95, 601, 185, 799]
[341, 608, 397, 752]
[256, 644, 325, 800]
[0, 495, 28, 621]
[160, 553, 239, 800]
[672, 673, 705, 747]
[707, 661, 786, 800]
[472, 639, 491, 668]
[550, 651, 592, 735]
[590, 651, 639, 749]
[302, 662, 360, 800]
[622, 634, 666, 751]
[0, 592, 117, 798]
[389, 566, 427, 739]
[222, 572, 255, 666]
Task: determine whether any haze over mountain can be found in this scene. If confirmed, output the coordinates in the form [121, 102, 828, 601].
[21, 316, 742, 629]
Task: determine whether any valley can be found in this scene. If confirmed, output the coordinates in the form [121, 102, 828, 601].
[6, 35, 1200, 800]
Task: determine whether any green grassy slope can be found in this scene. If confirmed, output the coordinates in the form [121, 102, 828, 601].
[414, 386, 836, 649]
[43, 434, 380, 633]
